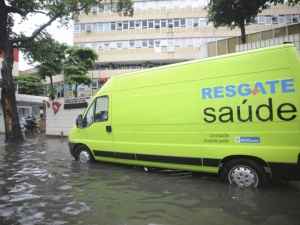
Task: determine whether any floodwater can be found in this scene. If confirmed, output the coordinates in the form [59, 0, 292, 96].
[0, 136, 300, 225]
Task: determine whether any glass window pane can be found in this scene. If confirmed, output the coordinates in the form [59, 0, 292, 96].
[111, 22, 116, 31]
[135, 20, 141, 29]
[117, 22, 122, 31]
[94, 96, 109, 122]
[74, 24, 80, 32]
[129, 40, 135, 48]
[149, 39, 154, 48]
[180, 18, 186, 27]
[85, 102, 95, 126]
[81, 24, 85, 32]
[161, 19, 167, 28]
[168, 19, 173, 28]
[174, 19, 180, 27]
[148, 20, 154, 28]
[129, 20, 135, 29]
[155, 20, 160, 29]
[142, 40, 148, 47]
[123, 21, 129, 30]
[193, 18, 199, 27]
[99, 3, 104, 12]
[142, 20, 148, 29]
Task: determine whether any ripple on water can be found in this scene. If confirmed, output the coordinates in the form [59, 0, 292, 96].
[18, 212, 45, 225]
[57, 185, 72, 191]
[62, 201, 90, 216]
[9, 193, 41, 203]
[9, 182, 36, 193]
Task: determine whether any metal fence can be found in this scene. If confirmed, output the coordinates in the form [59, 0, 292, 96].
[204, 23, 300, 58]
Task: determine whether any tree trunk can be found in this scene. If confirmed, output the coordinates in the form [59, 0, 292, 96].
[1, 46, 24, 142]
[0, 4, 23, 142]
[239, 21, 246, 44]
[74, 83, 78, 98]
[49, 75, 55, 100]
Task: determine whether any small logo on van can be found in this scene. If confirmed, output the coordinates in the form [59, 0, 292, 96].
[235, 137, 261, 144]
[201, 79, 295, 100]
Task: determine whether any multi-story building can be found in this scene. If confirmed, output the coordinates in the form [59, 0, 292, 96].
[68, 0, 300, 97]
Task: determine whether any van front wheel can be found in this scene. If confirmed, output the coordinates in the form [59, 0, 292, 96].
[221, 159, 267, 188]
[76, 145, 94, 163]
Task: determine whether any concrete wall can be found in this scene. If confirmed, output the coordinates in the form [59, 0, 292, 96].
[46, 98, 87, 136]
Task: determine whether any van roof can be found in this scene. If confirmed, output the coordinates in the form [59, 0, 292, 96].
[97, 44, 296, 94]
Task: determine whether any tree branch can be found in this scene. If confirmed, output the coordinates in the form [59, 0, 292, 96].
[12, 14, 60, 44]
[7, 6, 27, 16]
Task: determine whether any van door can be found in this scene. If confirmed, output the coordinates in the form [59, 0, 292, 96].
[81, 95, 113, 154]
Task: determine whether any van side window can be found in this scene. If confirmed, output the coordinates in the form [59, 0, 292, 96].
[94, 96, 109, 122]
[85, 102, 95, 127]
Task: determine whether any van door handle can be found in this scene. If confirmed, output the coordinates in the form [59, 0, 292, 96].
[106, 125, 112, 133]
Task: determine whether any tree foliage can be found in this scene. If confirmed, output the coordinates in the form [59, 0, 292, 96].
[16, 74, 44, 96]
[23, 34, 68, 99]
[208, 0, 267, 43]
[0, 0, 133, 142]
[207, 0, 299, 44]
[64, 47, 98, 97]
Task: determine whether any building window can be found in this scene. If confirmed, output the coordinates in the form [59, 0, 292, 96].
[129, 40, 135, 48]
[174, 18, 180, 28]
[129, 20, 135, 29]
[135, 40, 142, 48]
[123, 21, 129, 30]
[103, 23, 111, 32]
[199, 18, 208, 27]
[168, 19, 173, 28]
[292, 14, 299, 23]
[180, 18, 186, 27]
[148, 20, 154, 28]
[117, 22, 122, 31]
[91, 5, 98, 14]
[74, 24, 80, 33]
[85, 24, 92, 32]
[265, 15, 272, 25]
[155, 20, 160, 29]
[117, 42, 122, 49]
[278, 15, 285, 24]
[161, 19, 167, 28]
[142, 40, 148, 48]
[111, 22, 116, 31]
[272, 16, 278, 24]
[80, 24, 85, 32]
[135, 20, 141, 29]
[186, 18, 193, 28]
[193, 18, 199, 27]
[149, 39, 154, 48]
[155, 40, 160, 47]
[142, 20, 148, 29]
[98, 3, 104, 12]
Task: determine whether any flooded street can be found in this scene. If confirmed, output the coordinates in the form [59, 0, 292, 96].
[0, 136, 299, 225]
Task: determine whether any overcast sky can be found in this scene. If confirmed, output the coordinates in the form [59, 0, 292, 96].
[14, 14, 73, 71]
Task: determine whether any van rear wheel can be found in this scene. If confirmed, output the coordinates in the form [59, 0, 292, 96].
[76, 145, 94, 163]
[221, 159, 268, 188]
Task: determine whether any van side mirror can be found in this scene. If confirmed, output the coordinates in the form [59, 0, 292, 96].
[76, 114, 86, 128]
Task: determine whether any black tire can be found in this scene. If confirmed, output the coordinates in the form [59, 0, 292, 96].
[76, 145, 95, 163]
[220, 158, 268, 188]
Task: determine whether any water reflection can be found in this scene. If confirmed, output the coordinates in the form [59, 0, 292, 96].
[0, 136, 299, 225]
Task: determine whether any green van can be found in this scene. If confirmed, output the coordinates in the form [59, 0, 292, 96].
[69, 44, 300, 188]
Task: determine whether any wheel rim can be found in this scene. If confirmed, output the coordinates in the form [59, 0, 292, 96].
[228, 165, 259, 188]
[79, 150, 91, 163]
